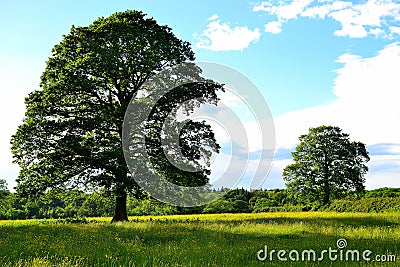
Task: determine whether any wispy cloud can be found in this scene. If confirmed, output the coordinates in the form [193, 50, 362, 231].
[194, 14, 261, 51]
[253, 0, 400, 38]
[254, 0, 314, 20]
[368, 143, 400, 156]
[365, 154, 400, 189]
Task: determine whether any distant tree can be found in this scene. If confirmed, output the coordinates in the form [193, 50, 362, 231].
[78, 191, 114, 217]
[11, 10, 222, 222]
[0, 179, 11, 219]
[269, 189, 288, 206]
[0, 179, 8, 192]
[252, 198, 279, 212]
[223, 188, 252, 202]
[364, 187, 400, 198]
[231, 200, 250, 213]
[202, 199, 235, 214]
[283, 126, 369, 206]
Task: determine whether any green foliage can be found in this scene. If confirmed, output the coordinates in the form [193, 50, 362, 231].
[77, 192, 114, 217]
[202, 188, 293, 214]
[253, 205, 304, 212]
[231, 200, 250, 213]
[252, 198, 279, 212]
[0, 188, 110, 219]
[0, 179, 8, 192]
[128, 198, 177, 216]
[223, 188, 252, 202]
[202, 199, 235, 213]
[283, 126, 370, 206]
[0, 179, 11, 219]
[364, 187, 400, 198]
[323, 197, 400, 213]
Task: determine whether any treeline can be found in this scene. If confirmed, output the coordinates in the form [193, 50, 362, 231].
[0, 187, 292, 219]
[1, 185, 400, 220]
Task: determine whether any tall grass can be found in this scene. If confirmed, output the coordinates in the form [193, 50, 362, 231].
[0, 212, 399, 266]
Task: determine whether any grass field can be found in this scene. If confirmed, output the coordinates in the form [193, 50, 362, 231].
[0, 212, 399, 266]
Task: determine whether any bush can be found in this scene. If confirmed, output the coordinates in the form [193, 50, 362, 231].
[364, 188, 400, 198]
[6, 208, 27, 219]
[253, 206, 303, 213]
[78, 193, 114, 217]
[203, 199, 235, 214]
[252, 198, 279, 212]
[322, 197, 400, 212]
[129, 199, 177, 216]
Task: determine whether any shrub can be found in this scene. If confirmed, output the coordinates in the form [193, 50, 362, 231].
[323, 197, 400, 212]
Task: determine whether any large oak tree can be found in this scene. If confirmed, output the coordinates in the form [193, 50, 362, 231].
[283, 126, 370, 206]
[11, 10, 223, 222]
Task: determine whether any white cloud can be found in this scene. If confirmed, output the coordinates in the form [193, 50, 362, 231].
[254, 0, 313, 20]
[328, 0, 400, 38]
[0, 54, 43, 190]
[264, 21, 283, 33]
[253, 0, 400, 38]
[207, 14, 219, 21]
[253, 1, 273, 13]
[369, 27, 386, 37]
[333, 22, 368, 38]
[365, 154, 400, 189]
[333, 42, 400, 109]
[273, 43, 400, 188]
[301, 1, 352, 19]
[278, 0, 314, 20]
[194, 15, 261, 51]
[254, 0, 313, 35]
[390, 26, 400, 34]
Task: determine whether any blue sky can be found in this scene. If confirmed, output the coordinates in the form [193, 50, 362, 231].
[1, 0, 400, 190]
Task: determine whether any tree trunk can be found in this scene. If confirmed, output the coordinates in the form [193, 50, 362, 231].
[111, 190, 128, 222]
[323, 171, 330, 205]
[323, 180, 330, 205]
[323, 156, 330, 206]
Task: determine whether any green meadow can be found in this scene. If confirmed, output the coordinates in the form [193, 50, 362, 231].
[0, 212, 399, 266]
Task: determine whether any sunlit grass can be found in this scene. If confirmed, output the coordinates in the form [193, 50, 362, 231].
[1, 212, 399, 266]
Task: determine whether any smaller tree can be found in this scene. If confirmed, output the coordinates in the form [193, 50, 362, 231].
[0, 179, 11, 219]
[0, 179, 8, 192]
[283, 126, 369, 206]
